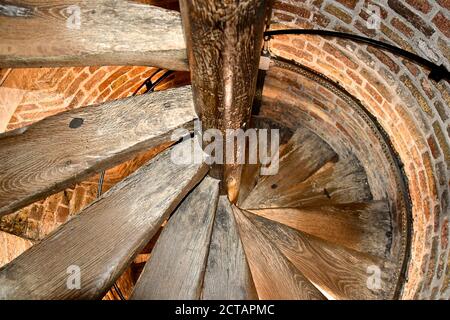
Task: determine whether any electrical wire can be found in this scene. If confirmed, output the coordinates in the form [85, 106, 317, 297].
[264, 29, 449, 82]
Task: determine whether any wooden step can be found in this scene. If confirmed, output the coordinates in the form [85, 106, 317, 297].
[242, 152, 371, 209]
[0, 140, 208, 299]
[245, 210, 393, 299]
[0, 1, 187, 70]
[237, 116, 293, 206]
[0, 86, 196, 217]
[242, 127, 337, 209]
[131, 176, 219, 300]
[232, 206, 326, 300]
[202, 196, 258, 300]
[248, 201, 391, 257]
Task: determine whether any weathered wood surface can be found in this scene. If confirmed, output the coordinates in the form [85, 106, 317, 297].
[179, 0, 272, 201]
[237, 116, 293, 206]
[246, 211, 392, 300]
[131, 176, 219, 300]
[0, 140, 208, 299]
[202, 196, 258, 300]
[248, 201, 391, 257]
[0, 1, 188, 70]
[242, 127, 337, 209]
[251, 155, 372, 208]
[0, 86, 196, 217]
[232, 206, 326, 300]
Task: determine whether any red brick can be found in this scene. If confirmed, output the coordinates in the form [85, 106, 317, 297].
[365, 83, 383, 104]
[442, 219, 449, 250]
[438, 0, 450, 10]
[367, 47, 400, 73]
[346, 69, 363, 85]
[323, 43, 359, 69]
[428, 135, 442, 159]
[65, 71, 89, 98]
[273, 12, 295, 23]
[98, 67, 131, 93]
[406, 0, 432, 13]
[421, 78, 435, 99]
[312, 13, 330, 27]
[432, 12, 450, 38]
[391, 17, 414, 37]
[273, 2, 311, 19]
[422, 151, 439, 199]
[335, 0, 358, 9]
[324, 4, 352, 24]
[84, 69, 107, 91]
[388, 0, 435, 36]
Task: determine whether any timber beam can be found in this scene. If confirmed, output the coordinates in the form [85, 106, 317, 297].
[179, 0, 272, 202]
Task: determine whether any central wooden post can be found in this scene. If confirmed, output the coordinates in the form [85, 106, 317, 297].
[179, 0, 272, 202]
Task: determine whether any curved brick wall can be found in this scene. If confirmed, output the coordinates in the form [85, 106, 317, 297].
[268, 0, 449, 299]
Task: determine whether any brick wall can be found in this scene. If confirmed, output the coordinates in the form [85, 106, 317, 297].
[268, 0, 449, 299]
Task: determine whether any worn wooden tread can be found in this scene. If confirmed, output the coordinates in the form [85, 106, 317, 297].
[202, 196, 258, 300]
[131, 176, 219, 300]
[0, 140, 208, 299]
[237, 116, 293, 206]
[0, 86, 196, 217]
[0, 1, 188, 70]
[243, 152, 372, 209]
[232, 206, 326, 300]
[242, 127, 337, 209]
[248, 201, 391, 257]
[245, 210, 393, 300]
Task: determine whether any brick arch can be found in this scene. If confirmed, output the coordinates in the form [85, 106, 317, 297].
[268, 0, 449, 299]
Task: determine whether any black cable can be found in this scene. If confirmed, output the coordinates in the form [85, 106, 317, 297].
[144, 70, 174, 93]
[113, 283, 126, 301]
[264, 29, 449, 82]
[132, 68, 162, 96]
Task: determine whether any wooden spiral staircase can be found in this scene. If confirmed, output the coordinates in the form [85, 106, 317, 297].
[0, 1, 409, 299]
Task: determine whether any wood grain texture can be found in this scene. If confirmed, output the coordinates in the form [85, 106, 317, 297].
[248, 201, 391, 257]
[237, 116, 293, 206]
[232, 206, 326, 300]
[179, 0, 272, 200]
[246, 211, 392, 300]
[0, 1, 188, 70]
[249, 155, 372, 208]
[202, 196, 258, 300]
[131, 176, 219, 300]
[242, 127, 337, 209]
[0, 86, 196, 217]
[0, 140, 208, 299]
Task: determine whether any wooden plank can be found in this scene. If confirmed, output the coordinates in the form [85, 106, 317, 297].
[237, 116, 293, 206]
[179, 0, 272, 201]
[248, 155, 372, 209]
[248, 201, 391, 257]
[131, 176, 219, 300]
[242, 127, 337, 209]
[232, 206, 326, 300]
[0, 140, 208, 299]
[202, 196, 258, 300]
[0, 1, 187, 70]
[0, 86, 196, 217]
[246, 211, 392, 300]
